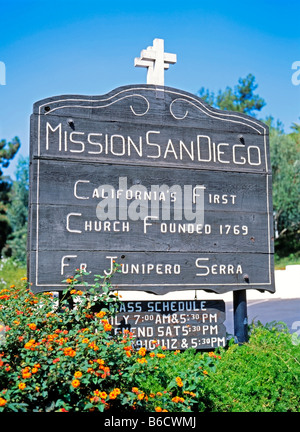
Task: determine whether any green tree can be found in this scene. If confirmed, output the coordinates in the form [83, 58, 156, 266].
[198, 76, 299, 258]
[265, 118, 300, 255]
[3, 156, 29, 263]
[0, 137, 20, 254]
[198, 73, 266, 116]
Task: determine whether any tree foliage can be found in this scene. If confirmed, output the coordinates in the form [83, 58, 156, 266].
[199, 76, 300, 256]
[0, 137, 20, 254]
[198, 73, 266, 117]
[3, 156, 29, 263]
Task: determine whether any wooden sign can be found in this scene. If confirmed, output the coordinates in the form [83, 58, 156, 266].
[28, 85, 275, 294]
[112, 300, 226, 350]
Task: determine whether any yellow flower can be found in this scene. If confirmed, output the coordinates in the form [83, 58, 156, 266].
[132, 387, 139, 393]
[99, 391, 107, 399]
[109, 390, 118, 400]
[21, 277, 27, 281]
[203, 370, 208, 375]
[74, 371, 82, 378]
[18, 382, 26, 390]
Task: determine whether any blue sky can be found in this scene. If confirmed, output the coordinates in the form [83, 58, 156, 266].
[1, 0, 300, 177]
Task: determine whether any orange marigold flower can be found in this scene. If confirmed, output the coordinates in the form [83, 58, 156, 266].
[66, 278, 73, 284]
[63, 347, 76, 357]
[203, 370, 208, 375]
[74, 371, 82, 378]
[103, 323, 112, 332]
[31, 367, 38, 374]
[28, 323, 37, 330]
[137, 358, 147, 364]
[132, 387, 139, 393]
[24, 339, 36, 350]
[18, 382, 26, 390]
[176, 376, 183, 387]
[0, 397, 7, 406]
[138, 347, 146, 356]
[137, 392, 145, 400]
[99, 391, 107, 399]
[71, 379, 80, 388]
[123, 345, 132, 351]
[88, 342, 99, 351]
[156, 353, 165, 358]
[149, 352, 155, 358]
[95, 311, 106, 318]
[172, 396, 184, 403]
[155, 406, 162, 412]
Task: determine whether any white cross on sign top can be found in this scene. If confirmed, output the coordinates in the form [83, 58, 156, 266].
[134, 38, 177, 86]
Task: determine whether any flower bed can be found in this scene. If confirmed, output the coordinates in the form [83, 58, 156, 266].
[0, 264, 299, 412]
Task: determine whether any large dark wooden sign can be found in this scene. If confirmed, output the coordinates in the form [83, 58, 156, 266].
[28, 85, 275, 294]
[112, 300, 226, 350]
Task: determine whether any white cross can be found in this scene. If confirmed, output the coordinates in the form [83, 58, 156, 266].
[134, 38, 177, 86]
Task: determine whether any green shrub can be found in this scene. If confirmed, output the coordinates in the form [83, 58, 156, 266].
[202, 322, 300, 412]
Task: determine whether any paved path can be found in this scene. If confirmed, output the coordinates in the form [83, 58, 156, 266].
[224, 298, 300, 336]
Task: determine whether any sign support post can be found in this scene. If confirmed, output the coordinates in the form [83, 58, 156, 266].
[233, 289, 248, 343]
